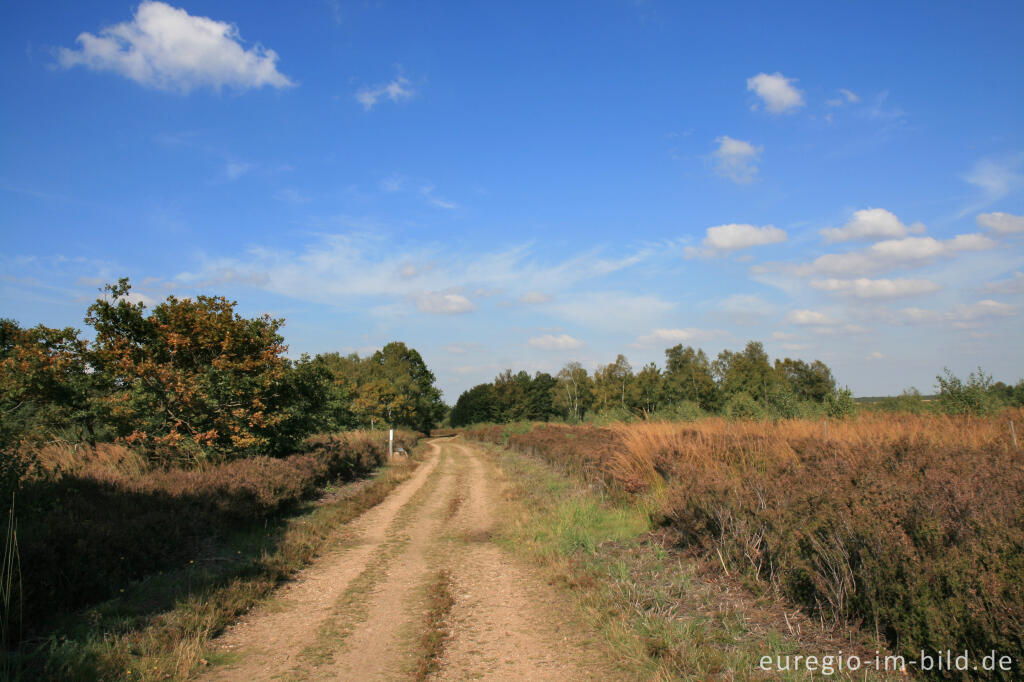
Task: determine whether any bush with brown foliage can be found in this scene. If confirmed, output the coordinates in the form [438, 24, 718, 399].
[7, 430, 418, 646]
[461, 412, 1024, 675]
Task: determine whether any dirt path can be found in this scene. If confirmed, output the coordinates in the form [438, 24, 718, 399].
[203, 437, 616, 681]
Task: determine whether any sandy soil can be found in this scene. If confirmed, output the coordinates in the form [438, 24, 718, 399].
[202, 437, 614, 681]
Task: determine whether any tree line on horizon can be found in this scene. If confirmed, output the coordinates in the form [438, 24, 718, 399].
[449, 341, 851, 427]
[1, 279, 446, 474]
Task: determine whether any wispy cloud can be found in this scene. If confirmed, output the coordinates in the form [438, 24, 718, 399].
[519, 291, 551, 304]
[413, 291, 475, 314]
[982, 271, 1024, 295]
[57, 1, 293, 92]
[785, 309, 833, 325]
[174, 232, 652, 317]
[528, 334, 584, 350]
[711, 136, 763, 184]
[810, 277, 939, 299]
[898, 300, 1017, 328]
[779, 233, 996, 277]
[355, 75, 414, 110]
[958, 154, 1024, 216]
[632, 327, 727, 348]
[826, 88, 860, 107]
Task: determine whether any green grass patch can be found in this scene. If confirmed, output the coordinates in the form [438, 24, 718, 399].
[484, 442, 898, 681]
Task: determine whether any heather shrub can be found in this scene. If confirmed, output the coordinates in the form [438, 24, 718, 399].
[8, 430, 411, 644]
[466, 413, 1024, 676]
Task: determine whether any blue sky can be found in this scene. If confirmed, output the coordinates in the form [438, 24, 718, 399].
[2, 1, 1023, 401]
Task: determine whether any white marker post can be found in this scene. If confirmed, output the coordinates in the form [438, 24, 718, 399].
[389, 428, 394, 458]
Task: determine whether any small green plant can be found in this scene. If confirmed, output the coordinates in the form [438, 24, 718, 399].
[723, 392, 765, 420]
[936, 367, 1000, 416]
[824, 387, 856, 419]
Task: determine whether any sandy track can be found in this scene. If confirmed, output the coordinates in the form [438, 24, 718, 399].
[202, 440, 446, 681]
[203, 437, 614, 681]
[434, 442, 609, 681]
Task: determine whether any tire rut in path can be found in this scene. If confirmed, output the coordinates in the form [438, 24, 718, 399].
[303, 441, 464, 680]
[205, 438, 618, 681]
[202, 440, 446, 681]
[432, 440, 614, 681]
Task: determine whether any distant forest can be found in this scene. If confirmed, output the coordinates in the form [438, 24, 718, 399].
[449, 342, 1024, 427]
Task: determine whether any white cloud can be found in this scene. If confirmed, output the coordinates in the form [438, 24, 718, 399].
[528, 334, 584, 350]
[977, 212, 1024, 235]
[950, 299, 1016, 322]
[632, 328, 727, 348]
[746, 72, 805, 113]
[810, 277, 939, 299]
[175, 232, 651, 316]
[712, 136, 762, 184]
[356, 76, 414, 110]
[519, 291, 551, 304]
[785, 309, 833, 325]
[820, 208, 925, 243]
[867, 351, 884, 360]
[898, 299, 1017, 326]
[983, 271, 1024, 295]
[419, 184, 458, 210]
[788, 233, 996, 277]
[964, 156, 1024, 201]
[686, 224, 787, 258]
[811, 324, 869, 335]
[549, 292, 675, 332]
[771, 331, 797, 340]
[413, 291, 475, 314]
[57, 1, 293, 92]
[826, 88, 860, 107]
[224, 161, 252, 180]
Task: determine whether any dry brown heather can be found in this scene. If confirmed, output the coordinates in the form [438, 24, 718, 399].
[9, 430, 419, 644]
[461, 411, 1024, 669]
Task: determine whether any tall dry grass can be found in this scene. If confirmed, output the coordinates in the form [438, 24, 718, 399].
[461, 410, 1024, 676]
[7, 429, 419, 647]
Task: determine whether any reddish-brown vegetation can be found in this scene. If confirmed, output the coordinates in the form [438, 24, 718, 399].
[9, 430, 418, 644]
[461, 412, 1024, 672]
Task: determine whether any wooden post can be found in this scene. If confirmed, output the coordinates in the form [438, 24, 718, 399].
[823, 418, 828, 439]
[1012, 420, 1018, 449]
[389, 428, 394, 458]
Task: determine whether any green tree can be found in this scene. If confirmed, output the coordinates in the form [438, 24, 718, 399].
[936, 367, 1000, 416]
[774, 358, 836, 402]
[634, 362, 663, 416]
[663, 345, 718, 411]
[592, 355, 634, 412]
[450, 383, 497, 427]
[715, 341, 777, 404]
[85, 279, 296, 460]
[367, 342, 446, 432]
[0, 320, 97, 446]
[553, 361, 592, 421]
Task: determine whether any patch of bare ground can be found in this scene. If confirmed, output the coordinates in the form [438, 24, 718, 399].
[432, 441, 621, 681]
[203, 437, 624, 681]
[201, 440, 445, 681]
